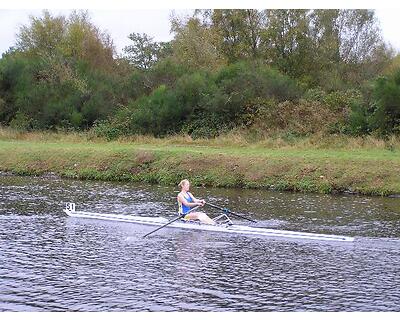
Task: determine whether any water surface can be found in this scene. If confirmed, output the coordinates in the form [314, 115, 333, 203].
[0, 175, 399, 311]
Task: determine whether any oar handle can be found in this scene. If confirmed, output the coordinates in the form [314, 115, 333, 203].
[206, 203, 257, 223]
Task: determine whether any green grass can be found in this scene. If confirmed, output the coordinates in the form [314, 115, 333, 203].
[0, 131, 399, 196]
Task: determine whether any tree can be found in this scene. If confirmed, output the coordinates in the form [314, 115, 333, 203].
[16, 10, 115, 71]
[383, 54, 400, 76]
[16, 10, 67, 57]
[261, 10, 314, 80]
[308, 9, 392, 88]
[370, 70, 400, 134]
[0, 10, 124, 130]
[123, 32, 166, 70]
[170, 14, 226, 71]
[210, 9, 266, 62]
[63, 10, 115, 71]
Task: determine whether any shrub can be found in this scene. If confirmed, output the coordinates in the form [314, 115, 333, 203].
[303, 88, 326, 102]
[90, 119, 125, 140]
[181, 112, 230, 138]
[149, 57, 191, 89]
[249, 98, 346, 136]
[369, 70, 400, 135]
[9, 111, 35, 131]
[347, 100, 371, 135]
[124, 85, 182, 136]
[215, 60, 302, 102]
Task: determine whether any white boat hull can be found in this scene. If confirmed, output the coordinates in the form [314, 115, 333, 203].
[63, 206, 354, 242]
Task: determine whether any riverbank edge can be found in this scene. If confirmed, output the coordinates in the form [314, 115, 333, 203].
[0, 139, 399, 197]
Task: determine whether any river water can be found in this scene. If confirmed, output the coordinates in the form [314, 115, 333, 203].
[0, 174, 399, 311]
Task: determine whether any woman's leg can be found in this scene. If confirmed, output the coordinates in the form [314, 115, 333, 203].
[185, 211, 216, 225]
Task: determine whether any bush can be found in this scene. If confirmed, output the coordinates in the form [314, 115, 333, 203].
[0, 96, 5, 120]
[369, 70, 400, 135]
[114, 61, 303, 138]
[347, 100, 370, 135]
[303, 88, 364, 134]
[0, 49, 133, 131]
[303, 87, 326, 102]
[249, 98, 347, 136]
[9, 111, 36, 131]
[142, 57, 193, 94]
[215, 60, 302, 102]
[90, 119, 125, 140]
[123, 85, 182, 136]
[181, 112, 230, 138]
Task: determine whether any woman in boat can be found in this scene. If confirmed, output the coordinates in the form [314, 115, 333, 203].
[177, 179, 216, 225]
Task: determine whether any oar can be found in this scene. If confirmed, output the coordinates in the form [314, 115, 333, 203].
[143, 205, 200, 238]
[206, 203, 257, 223]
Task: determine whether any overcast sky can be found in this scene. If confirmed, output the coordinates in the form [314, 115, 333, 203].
[1, 6, 400, 56]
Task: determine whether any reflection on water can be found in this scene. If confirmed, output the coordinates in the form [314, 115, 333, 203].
[0, 175, 399, 311]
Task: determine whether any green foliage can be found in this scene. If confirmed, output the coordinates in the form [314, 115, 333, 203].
[122, 71, 215, 137]
[90, 119, 125, 141]
[216, 61, 302, 103]
[128, 85, 181, 136]
[304, 88, 363, 134]
[170, 15, 226, 71]
[0, 52, 119, 130]
[210, 9, 265, 62]
[0, 11, 131, 130]
[181, 113, 229, 139]
[303, 88, 326, 102]
[369, 70, 400, 135]
[249, 99, 339, 136]
[262, 10, 314, 80]
[109, 61, 302, 138]
[0, 9, 397, 140]
[16, 10, 67, 57]
[16, 10, 114, 71]
[347, 100, 370, 135]
[0, 96, 5, 115]
[9, 111, 35, 131]
[307, 10, 391, 89]
[246, 87, 363, 136]
[142, 57, 191, 93]
[123, 32, 169, 70]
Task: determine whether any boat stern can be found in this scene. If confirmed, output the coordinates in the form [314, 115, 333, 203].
[63, 202, 76, 215]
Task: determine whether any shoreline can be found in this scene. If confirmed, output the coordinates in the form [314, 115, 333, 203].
[1, 137, 399, 197]
[1, 169, 398, 198]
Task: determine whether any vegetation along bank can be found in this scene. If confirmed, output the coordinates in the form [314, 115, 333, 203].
[1, 10, 400, 196]
[0, 131, 399, 197]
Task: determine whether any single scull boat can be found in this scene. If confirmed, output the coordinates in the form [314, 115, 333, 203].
[63, 203, 354, 242]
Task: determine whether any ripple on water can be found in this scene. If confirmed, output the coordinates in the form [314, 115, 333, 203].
[0, 176, 399, 311]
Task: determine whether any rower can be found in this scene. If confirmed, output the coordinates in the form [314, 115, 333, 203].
[177, 179, 216, 225]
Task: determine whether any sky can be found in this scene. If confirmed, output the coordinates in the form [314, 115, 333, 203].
[0, 1, 400, 56]
[0, 9, 183, 55]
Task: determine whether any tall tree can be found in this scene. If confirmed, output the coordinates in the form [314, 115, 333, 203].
[63, 10, 115, 70]
[261, 10, 314, 80]
[211, 9, 265, 62]
[16, 10, 115, 70]
[170, 14, 226, 71]
[16, 10, 67, 57]
[123, 33, 169, 70]
[308, 9, 392, 88]
[2, 10, 123, 130]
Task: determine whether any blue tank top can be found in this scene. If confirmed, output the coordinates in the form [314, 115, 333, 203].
[179, 193, 193, 215]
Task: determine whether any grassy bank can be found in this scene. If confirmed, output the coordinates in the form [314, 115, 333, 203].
[0, 129, 400, 196]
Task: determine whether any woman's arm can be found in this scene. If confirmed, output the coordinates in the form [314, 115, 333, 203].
[188, 192, 205, 205]
[177, 193, 200, 207]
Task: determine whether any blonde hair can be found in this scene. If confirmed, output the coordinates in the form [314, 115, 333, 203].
[178, 179, 190, 188]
